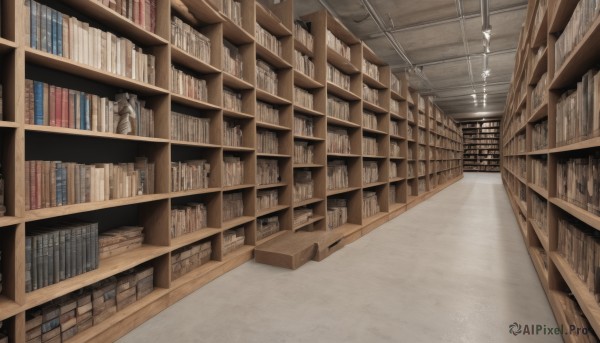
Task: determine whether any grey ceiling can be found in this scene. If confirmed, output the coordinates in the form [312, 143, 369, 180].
[295, 0, 527, 120]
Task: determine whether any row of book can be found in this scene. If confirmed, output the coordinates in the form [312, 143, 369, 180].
[26, 1, 156, 84]
[327, 63, 350, 90]
[363, 191, 380, 218]
[531, 194, 547, 236]
[223, 227, 245, 256]
[391, 141, 401, 158]
[26, 265, 153, 342]
[257, 101, 279, 125]
[257, 189, 278, 212]
[94, 0, 156, 33]
[363, 111, 378, 131]
[171, 67, 208, 102]
[363, 59, 380, 81]
[418, 146, 425, 160]
[294, 50, 315, 78]
[294, 114, 314, 137]
[170, 160, 211, 192]
[464, 139, 497, 144]
[554, 0, 599, 72]
[363, 84, 379, 106]
[327, 198, 347, 230]
[327, 128, 351, 154]
[294, 141, 315, 164]
[256, 159, 279, 185]
[390, 162, 399, 178]
[556, 69, 600, 147]
[171, 202, 208, 239]
[418, 161, 426, 176]
[389, 185, 397, 205]
[25, 159, 155, 211]
[294, 207, 314, 228]
[222, 0, 243, 27]
[327, 95, 350, 121]
[531, 157, 547, 190]
[224, 120, 243, 147]
[172, 240, 212, 280]
[326, 30, 351, 60]
[390, 120, 400, 136]
[293, 170, 313, 202]
[363, 136, 378, 156]
[391, 74, 402, 95]
[26, 81, 155, 137]
[223, 192, 243, 222]
[407, 163, 414, 178]
[99, 226, 144, 259]
[171, 111, 210, 144]
[257, 130, 278, 154]
[327, 160, 348, 190]
[363, 161, 379, 184]
[294, 23, 314, 52]
[557, 155, 600, 216]
[531, 72, 547, 110]
[171, 16, 211, 64]
[257, 216, 280, 241]
[257, 60, 279, 95]
[223, 41, 243, 78]
[256, 24, 282, 57]
[25, 222, 99, 292]
[223, 155, 244, 187]
[224, 88, 243, 113]
[390, 99, 400, 115]
[556, 293, 599, 342]
[295, 87, 314, 109]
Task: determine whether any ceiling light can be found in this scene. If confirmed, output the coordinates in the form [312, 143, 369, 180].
[483, 29, 492, 41]
[471, 93, 477, 99]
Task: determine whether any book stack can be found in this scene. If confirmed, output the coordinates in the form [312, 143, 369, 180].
[93, 0, 156, 33]
[554, 0, 599, 71]
[327, 95, 350, 121]
[407, 126, 413, 139]
[171, 112, 210, 143]
[224, 120, 243, 147]
[326, 30, 350, 60]
[391, 141, 401, 158]
[327, 198, 347, 230]
[294, 23, 314, 52]
[27, 81, 157, 138]
[390, 162, 398, 178]
[531, 157, 548, 189]
[294, 114, 314, 137]
[362, 111, 377, 130]
[256, 24, 282, 57]
[363, 59, 379, 81]
[532, 0, 547, 35]
[256, 159, 279, 185]
[293, 207, 314, 227]
[327, 63, 350, 90]
[117, 266, 154, 310]
[363, 161, 379, 184]
[418, 162, 426, 176]
[25, 158, 155, 210]
[407, 108, 414, 122]
[418, 114, 425, 127]
[418, 179, 426, 193]
[418, 146, 425, 160]
[171, 16, 211, 64]
[327, 160, 348, 190]
[223, 192, 244, 222]
[294, 87, 314, 109]
[257, 101, 279, 125]
[418, 129, 425, 144]
[391, 74, 402, 95]
[98, 226, 144, 259]
[556, 70, 600, 146]
[362, 191, 379, 218]
[26, 1, 156, 84]
[363, 136, 378, 156]
[418, 97, 425, 112]
[257, 130, 278, 154]
[257, 189, 278, 211]
[171, 67, 208, 101]
[223, 227, 245, 255]
[390, 99, 400, 115]
[408, 147, 414, 160]
[531, 72, 548, 109]
[171, 203, 208, 239]
[256, 60, 279, 95]
[222, 0, 242, 26]
[223, 41, 243, 78]
[531, 194, 547, 236]
[294, 50, 315, 78]
[171, 240, 212, 280]
[557, 294, 599, 342]
[389, 185, 396, 204]
[257, 216, 280, 241]
[223, 88, 243, 112]
[391, 120, 400, 136]
[294, 170, 313, 202]
[170, 159, 211, 192]
[517, 157, 526, 179]
[294, 141, 314, 164]
[223, 155, 244, 186]
[327, 128, 351, 154]
[363, 84, 379, 105]
[557, 154, 600, 215]
[25, 222, 99, 292]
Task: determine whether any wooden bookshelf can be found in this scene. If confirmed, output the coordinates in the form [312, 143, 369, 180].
[460, 119, 501, 172]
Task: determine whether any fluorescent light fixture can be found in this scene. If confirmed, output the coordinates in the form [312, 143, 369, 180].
[483, 29, 492, 41]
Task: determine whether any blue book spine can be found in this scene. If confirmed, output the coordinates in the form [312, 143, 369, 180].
[55, 163, 62, 206]
[34, 81, 43, 125]
[62, 166, 67, 205]
[51, 9, 57, 55]
[80, 93, 85, 130]
[30, 1, 37, 49]
[40, 5, 46, 52]
[86, 95, 91, 130]
[57, 13, 63, 57]
[45, 6, 52, 53]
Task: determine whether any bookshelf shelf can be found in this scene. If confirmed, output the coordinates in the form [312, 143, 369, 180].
[223, 146, 254, 152]
[222, 19, 254, 45]
[326, 187, 360, 196]
[0, 121, 18, 129]
[170, 188, 222, 199]
[24, 125, 169, 144]
[256, 43, 292, 69]
[223, 108, 255, 120]
[362, 127, 387, 136]
[294, 104, 324, 117]
[529, 219, 549, 252]
[222, 216, 255, 230]
[171, 140, 222, 149]
[256, 182, 287, 190]
[528, 47, 548, 86]
[171, 93, 220, 111]
[528, 183, 548, 199]
[171, 228, 222, 250]
[326, 48, 359, 75]
[256, 153, 290, 158]
[327, 116, 360, 128]
[256, 89, 292, 105]
[255, 3, 292, 36]
[0, 38, 16, 53]
[293, 197, 323, 208]
[293, 215, 325, 231]
[0, 296, 21, 322]
[256, 121, 291, 131]
[257, 205, 289, 217]
[528, 102, 548, 123]
[256, 230, 288, 246]
[549, 137, 600, 154]
[362, 73, 386, 90]
[294, 70, 323, 88]
[222, 184, 255, 192]
[363, 181, 387, 189]
[171, 46, 221, 75]
[326, 82, 361, 101]
[223, 72, 254, 90]
[363, 100, 387, 114]
[294, 39, 313, 58]
[294, 134, 324, 142]
[293, 163, 323, 169]
[550, 197, 600, 232]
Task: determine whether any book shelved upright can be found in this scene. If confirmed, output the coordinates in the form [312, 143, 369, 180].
[460, 119, 501, 172]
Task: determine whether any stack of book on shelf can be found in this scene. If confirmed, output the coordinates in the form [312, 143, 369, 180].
[391, 120, 400, 136]
[531, 73, 547, 109]
[363, 161, 379, 184]
[171, 16, 211, 64]
[294, 170, 314, 202]
[557, 294, 598, 342]
[326, 30, 350, 60]
[93, 0, 157, 32]
[295, 88, 314, 110]
[170, 160, 210, 192]
[257, 101, 279, 125]
[418, 179, 426, 193]
[554, 0, 600, 72]
[256, 24, 282, 57]
[390, 99, 399, 115]
[222, 0, 242, 26]
[362, 111, 377, 130]
[98, 226, 144, 259]
[294, 207, 314, 227]
[171, 203, 207, 238]
[362, 191, 379, 218]
[257, 60, 279, 94]
[171, 240, 212, 280]
[223, 192, 243, 221]
[531, 157, 547, 189]
[171, 112, 210, 143]
[362, 84, 379, 105]
[257, 216, 280, 241]
[223, 155, 244, 186]
[327, 198, 347, 230]
[25, 158, 155, 210]
[294, 50, 315, 78]
[294, 114, 314, 136]
[256, 159, 279, 185]
[327, 128, 351, 154]
[327, 160, 348, 190]
[327, 64, 350, 90]
[531, 120, 547, 150]
[295, 23, 314, 51]
[224, 120, 243, 146]
[257, 189, 278, 211]
[391, 74, 402, 94]
[363, 136, 378, 155]
[25, 222, 99, 292]
[171, 67, 208, 101]
[389, 185, 396, 204]
[557, 154, 600, 215]
[328, 95, 350, 121]
[223, 227, 245, 255]
[531, 194, 547, 236]
[363, 59, 379, 81]
[257, 130, 278, 154]
[294, 141, 314, 164]
[223, 41, 243, 78]
[390, 162, 398, 178]
[223, 88, 243, 112]
[26, 82, 155, 137]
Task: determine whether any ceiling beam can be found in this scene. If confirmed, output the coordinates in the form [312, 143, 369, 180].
[413, 48, 516, 67]
[420, 81, 510, 94]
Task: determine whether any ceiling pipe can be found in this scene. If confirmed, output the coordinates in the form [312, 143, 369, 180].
[481, 0, 491, 37]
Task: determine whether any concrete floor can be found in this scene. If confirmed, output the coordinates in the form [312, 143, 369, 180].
[119, 173, 560, 343]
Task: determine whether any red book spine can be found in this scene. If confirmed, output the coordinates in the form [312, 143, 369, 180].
[25, 161, 30, 211]
[55, 87, 62, 128]
[49, 85, 55, 127]
[62, 87, 68, 128]
[69, 90, 75, 129]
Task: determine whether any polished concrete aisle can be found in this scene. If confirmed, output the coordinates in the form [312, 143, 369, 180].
[119, 173, 559, 343]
